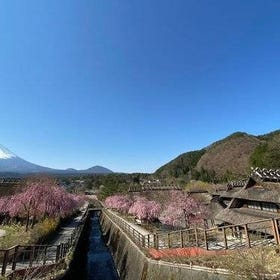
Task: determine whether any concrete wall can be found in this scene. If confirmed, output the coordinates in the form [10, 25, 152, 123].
[100, 212, 228, 280]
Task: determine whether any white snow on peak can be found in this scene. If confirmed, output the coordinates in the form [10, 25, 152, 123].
[0, 145, 17, 159]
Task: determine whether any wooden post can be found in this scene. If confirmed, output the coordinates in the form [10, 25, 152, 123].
[1, 250, 9, 276]
[59, 244, 63, 259]
[56, 245, 61, 262]
[244, 224, 251, 248]
[64, 243, 67, 257]
[204, 230, 208, 250]
[62, 243, 66, 257]
[271, 219, 278, 244]
[147, 234, 150, 248]
[29, 246, 35, 268]
[168, 233, 171, 248]
[155, 234, 159, 249]
[194, 228, 199, 247]
[222, 227, 228, 249]
[180, 231, 184, 248]
[273, 219, 280, 245]
[12, 245, 19, 271]
[142, 235, 145, 247]
[43, 246, 48, 265]
[231, 227, 234, 238]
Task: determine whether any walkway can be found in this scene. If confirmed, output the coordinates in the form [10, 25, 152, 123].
[52, 203, 88, 245]
[109, 210, 151, 236]
[1, 203, 89, 277]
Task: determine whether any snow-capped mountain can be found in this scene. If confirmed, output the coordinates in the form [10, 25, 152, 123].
[0, 145, 16, 159]
[0, 145, 113, 174]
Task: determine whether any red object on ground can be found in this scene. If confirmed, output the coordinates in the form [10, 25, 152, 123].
[148, 247, 227, 260]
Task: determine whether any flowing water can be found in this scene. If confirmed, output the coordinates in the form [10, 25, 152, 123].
[87, 212, 119, 280]
[64, 211, 119, 280]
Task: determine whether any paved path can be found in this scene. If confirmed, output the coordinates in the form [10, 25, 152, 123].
[4, 203, 89, 276]
[107, 209, 151, 236]
[52, 204, 88, 245]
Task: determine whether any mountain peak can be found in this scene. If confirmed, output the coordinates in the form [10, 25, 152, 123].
[0, 145, 113, 174]
[0, 145, 17, 159]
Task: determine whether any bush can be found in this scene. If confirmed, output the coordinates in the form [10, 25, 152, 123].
[0, 224, 31, 249]
[31, 218, 60, 244]
[220, 246, 280, 279]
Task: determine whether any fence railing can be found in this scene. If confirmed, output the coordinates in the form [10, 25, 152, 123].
[102, 210, 150, 247]
[0, 207, 88, 277]
[128, 185, 182, 192]
[103, 209, 280, 251]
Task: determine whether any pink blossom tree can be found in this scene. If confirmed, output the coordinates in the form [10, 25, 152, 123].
[104, 194, 133, 213]
[128, 197, 161, 222]
[159, 191, 206, 228]
[0, 176, 85, 230]
[0, 196, 12, 224]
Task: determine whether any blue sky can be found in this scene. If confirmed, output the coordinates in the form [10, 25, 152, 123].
[0, 1, 280, 173]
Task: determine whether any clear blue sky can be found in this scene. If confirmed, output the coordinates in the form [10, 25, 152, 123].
[1, 1, 280, 173]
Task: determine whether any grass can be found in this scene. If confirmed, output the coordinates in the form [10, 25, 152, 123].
[0, 224, 31, 249]
[158, 246, 280, 279]
[0, 218, 60, 250]
[158, 253, 229, 269]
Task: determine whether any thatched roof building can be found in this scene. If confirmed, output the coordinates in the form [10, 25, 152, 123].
[214, 167, 280, 229]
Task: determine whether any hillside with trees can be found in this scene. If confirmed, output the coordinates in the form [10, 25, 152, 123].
[155, 130, 280, 183]
[250, 130, 280, 168]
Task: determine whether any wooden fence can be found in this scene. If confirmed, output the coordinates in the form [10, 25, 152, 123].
[103, 209, 280, 251]
[0, 208, 89, 277]
[128, 185, 182, 192]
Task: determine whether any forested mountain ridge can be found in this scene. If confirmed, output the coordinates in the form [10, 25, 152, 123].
[155, 130, 280, 182]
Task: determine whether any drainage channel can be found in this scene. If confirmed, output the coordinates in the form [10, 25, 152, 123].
[64, 211, 119, 280]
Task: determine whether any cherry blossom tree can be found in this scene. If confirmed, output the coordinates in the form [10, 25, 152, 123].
[159, 191, 206, 228]
[0, 196, 12, 224]
[104, 194, 133, 213]
[128, 196, 161, 222]
[0, 176, 85, 230]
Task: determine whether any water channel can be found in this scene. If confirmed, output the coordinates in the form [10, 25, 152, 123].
[64, 211, 119, 280]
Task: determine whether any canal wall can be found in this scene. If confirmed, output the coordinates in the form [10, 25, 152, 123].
[100, 211, 228, 280]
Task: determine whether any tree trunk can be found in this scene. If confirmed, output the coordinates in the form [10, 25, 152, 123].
[25, 211, 30, 232]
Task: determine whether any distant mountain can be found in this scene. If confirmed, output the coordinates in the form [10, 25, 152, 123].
[0, 145, 113, 175]
[83, 166, 113, 174]
[155, 130, 280, 182]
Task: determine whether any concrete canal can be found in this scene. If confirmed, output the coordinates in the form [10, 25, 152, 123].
[64, 210, 119, 280]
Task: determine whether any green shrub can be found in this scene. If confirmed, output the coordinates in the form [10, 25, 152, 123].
[31, 218, 60, 244]
[0, 224, 31, 249]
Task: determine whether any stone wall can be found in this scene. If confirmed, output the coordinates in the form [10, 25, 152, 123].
[100, 212, 228, 280]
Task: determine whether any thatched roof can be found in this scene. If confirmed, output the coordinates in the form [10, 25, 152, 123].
[251, 167, 280, 182]
[231, 182, 280, 203]
[190, 192, 213, 204]
[206, 200, 225, 219]
[215, 186, 244, 199]
[208, 184, 228, 194]
[215, 208, 279, 234]
[227, 180, 247, 188]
